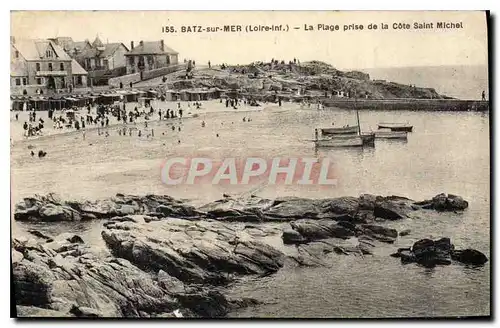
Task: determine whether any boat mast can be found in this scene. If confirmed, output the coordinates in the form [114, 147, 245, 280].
[355, 92, 361, 136]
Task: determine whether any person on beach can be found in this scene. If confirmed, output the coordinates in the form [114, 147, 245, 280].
[172, 125, 175, 131]
[179, 109, 183, 118]
[83, 131, 86, 140]
[30, 150, 34, 157]
[482, 91, 486, 101]
[243, 117, 246, 122]
[138, 130, 142, 137]
[15, 113, 18, 121]
[159, 111, 162, 120]
[201, 121, 206, 128]
[178, 126, 181, 132]
[23, 121, 28, 136]
[315, 129, 319, 141]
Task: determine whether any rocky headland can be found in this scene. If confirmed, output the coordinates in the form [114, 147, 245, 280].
[12, 192, 487, 318]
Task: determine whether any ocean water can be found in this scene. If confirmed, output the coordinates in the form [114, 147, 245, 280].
[10, 103, 490, 318]
[361, 65, 489, 101]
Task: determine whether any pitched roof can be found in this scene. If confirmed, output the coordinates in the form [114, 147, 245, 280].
[12, 39, 72, 61]
[101, 43, 128, 57]
[92, 36, 104, 48]
[125, 41, 178, 55]
[76, 43, 128, 60]
[73, 41, 91, 52]
[71, 59, 88, 75]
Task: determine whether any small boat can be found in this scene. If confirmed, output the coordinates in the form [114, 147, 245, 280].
[321, 125, 359, 135]
[315, 135, 363, 147]
[378, 123, 413, 132]
[375, 131, 408, 139]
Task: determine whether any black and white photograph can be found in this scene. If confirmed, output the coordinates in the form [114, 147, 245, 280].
[9, 10, 490, 319]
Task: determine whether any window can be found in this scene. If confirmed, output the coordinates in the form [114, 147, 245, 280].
[104, 59, 109, 69]
[15, 78, 21, 86]
[15, 51, 19, 58]
[128, 57, 134, 65]
[36, 78, 43, 85]
[77, 76, 82, 85]
[48, 63, 53, 71]
[22, 78, 27, 85]
[46, 50, 53, 58]
[60, 63, 64, 71]
[36, 63, 40, 71]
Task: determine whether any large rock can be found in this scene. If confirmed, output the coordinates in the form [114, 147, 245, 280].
[373, 201, 410, 220]
[265, 197, 324, 219]
[415, 193, 469, 211]
[12, 234, 253, 318]
[282, 229, 308, 245]
[288, 219, 356, 242]
[359, 224, 398, 243]
[101, 217, 285, 285]
[451, 249, 488, 265]
[392, 238, 487, 268]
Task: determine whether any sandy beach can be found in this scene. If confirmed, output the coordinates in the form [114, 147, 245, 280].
[10, 99, 284, 143]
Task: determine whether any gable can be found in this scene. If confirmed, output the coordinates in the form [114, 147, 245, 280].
[42, 43, 58, 59]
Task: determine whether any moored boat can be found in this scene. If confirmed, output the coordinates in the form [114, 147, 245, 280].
[321, 126, 359, 135]
[375, 131, 408, 139]
[315, 135, 364, 147]
[378, 123, 413, 132]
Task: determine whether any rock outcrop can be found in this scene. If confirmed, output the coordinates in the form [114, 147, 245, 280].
[390, 238, 488, 268]
[101, 216, 285, 284]
[12, 233, 256, 318]
[12, 192, 477, 318]
[14, 193, 202, 222]
[414, 193, 469, 212]
[14, 193, 468, 223]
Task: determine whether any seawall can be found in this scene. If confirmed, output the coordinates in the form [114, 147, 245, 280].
[322, 98, 490, 112]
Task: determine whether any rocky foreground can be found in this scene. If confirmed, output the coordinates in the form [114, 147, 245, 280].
[12, 192, 487, 318]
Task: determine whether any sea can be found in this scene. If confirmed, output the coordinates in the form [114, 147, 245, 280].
[360, 65, 489, 101]
[10, 102, 490, 318]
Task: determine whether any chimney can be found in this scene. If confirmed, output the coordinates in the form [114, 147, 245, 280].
[160, 40, 164, 51]
[139, 40, 144, 47]
[130, 41, 134, 49]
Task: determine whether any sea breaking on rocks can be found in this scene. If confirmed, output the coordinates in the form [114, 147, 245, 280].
[12, 192, 487, 318]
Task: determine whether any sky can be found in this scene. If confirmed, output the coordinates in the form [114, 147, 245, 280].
[11, 11, 489, 70]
